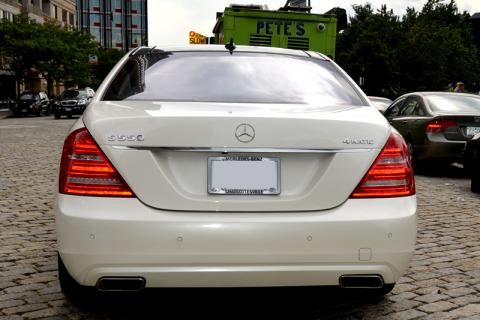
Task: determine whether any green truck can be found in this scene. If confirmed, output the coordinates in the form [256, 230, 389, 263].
[212, 4, 338, 57]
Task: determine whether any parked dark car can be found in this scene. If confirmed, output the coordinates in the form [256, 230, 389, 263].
[368, 96, 393, 113]
[52, 89, 94, 119]
[464, 134, 480, 193]
[384, 92, 480, 167]
[11, 91, 49, 117]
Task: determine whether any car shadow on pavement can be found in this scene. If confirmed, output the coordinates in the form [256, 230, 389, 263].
[72, 287, 385, 319]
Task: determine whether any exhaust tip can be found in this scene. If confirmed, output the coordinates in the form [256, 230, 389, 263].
[339, 275, 384, 289]
[96, 277, 146, 292]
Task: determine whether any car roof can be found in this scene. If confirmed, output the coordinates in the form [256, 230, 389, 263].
[130, 45, 328, 60]
[368, 96, 392, 102]
[401, 92, 480, 99]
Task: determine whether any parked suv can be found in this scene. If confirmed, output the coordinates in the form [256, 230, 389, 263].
[11, 91, 49, 117]
[52, 89, 94, 119]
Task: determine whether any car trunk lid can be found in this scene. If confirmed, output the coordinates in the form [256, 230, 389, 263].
[83, 101, 390, 212]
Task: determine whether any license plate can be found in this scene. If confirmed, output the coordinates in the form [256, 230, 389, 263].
[467, 126, 480, 136]
[208, 156, 281, 195]
[65, 108, 72, 111]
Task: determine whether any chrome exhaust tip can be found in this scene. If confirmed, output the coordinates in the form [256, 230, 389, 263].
[96, 277, 146, 292]
[339, 275, 384, 289]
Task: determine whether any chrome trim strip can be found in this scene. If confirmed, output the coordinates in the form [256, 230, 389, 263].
[111, 146, 372, 153]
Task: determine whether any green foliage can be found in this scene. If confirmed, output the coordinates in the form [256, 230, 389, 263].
[90, 48, 125, 89]
[0, 14, 124, 96]
[336, 0, 480, 98]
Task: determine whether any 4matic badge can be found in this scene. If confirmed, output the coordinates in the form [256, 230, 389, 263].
[342, 138, 374, 145]
[107, 134, 144, 142]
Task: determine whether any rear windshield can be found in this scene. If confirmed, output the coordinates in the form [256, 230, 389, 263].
[102, 51, 365, 106]
[427, 94, 480, 114]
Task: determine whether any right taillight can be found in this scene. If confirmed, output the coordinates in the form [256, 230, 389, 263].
[59, 127, 135, 197]
[350, 131, 415, 198]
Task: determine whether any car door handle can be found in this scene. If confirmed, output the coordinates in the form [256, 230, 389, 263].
[400, 121, 408, 125]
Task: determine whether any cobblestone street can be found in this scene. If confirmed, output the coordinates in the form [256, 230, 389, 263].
[1, 116, 480, 319]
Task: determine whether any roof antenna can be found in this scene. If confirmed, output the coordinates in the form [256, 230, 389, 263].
[225, 38, 236, 55]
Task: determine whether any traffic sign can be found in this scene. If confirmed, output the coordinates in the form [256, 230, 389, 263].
[189, 31, 208, 44]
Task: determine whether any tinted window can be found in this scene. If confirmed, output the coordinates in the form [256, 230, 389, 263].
[61, 90, 88, 99]
[427, 94, 480, 114]
[103, 51, 365, 106]
[385, 98, 406, 117]
[20, 93, 35, 100]
[401, 98, 419, 116]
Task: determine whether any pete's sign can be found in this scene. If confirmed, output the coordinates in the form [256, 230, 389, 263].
[256, 20, 305, 36]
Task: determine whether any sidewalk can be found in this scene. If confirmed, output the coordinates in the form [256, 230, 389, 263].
[0, 108, 11, 119]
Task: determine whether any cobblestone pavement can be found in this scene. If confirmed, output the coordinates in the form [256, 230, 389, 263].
[1, 116, 480, 319]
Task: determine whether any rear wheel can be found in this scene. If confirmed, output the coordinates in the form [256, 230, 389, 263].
[406, 141, 421, 170]
[472, 174, 480, 193]
[341, 283, 395, 301]
[58, 253, 87, 303]
[471, 156, 480, 194]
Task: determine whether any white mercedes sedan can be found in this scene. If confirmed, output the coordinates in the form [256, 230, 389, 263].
[56, 45, 416, 299]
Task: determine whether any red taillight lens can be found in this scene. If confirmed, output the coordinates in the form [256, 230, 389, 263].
[59, 128, 135, 197]
[350, 132, 415, 198]
[425, 119, 458, 133]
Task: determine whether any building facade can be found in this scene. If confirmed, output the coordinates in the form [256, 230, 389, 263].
[76, 0, 147, 50]
[0, 0, 76, 28]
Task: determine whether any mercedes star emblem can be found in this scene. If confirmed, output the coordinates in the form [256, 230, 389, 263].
[235, 124, 255, 143]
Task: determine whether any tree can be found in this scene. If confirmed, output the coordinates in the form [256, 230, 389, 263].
[0, 14, 109, 97]
[336, 4, 403, 97]
[398, 0, 479, 92]
[90, 48, 125, 89]
[335, 0, 480, 97]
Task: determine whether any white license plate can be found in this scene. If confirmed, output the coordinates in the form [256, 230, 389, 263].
[208, 156, 280, 195]
[65, 108, 72, 111]
[467, 126, 480, 136]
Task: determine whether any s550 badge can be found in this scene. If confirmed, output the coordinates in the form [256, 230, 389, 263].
[108, 134, 144, 142]
[342, 138, 374, 145]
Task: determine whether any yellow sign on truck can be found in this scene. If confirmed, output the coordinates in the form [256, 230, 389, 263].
[189, 31, 208, 44]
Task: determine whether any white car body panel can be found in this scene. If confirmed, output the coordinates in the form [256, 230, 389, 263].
[83, 102, 389, 212]
[57, 194, 416, 287]
[57, 45, 416, 289]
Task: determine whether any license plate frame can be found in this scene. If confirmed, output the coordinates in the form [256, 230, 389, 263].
[207, 156, 281, 195]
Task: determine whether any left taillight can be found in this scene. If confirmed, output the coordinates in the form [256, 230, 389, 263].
[59, 127, 135, 197]
[350, 131, 415, 198]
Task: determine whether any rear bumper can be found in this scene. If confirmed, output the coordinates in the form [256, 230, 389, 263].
[56, 195, 417, 288]
[416, 139, 465, 162]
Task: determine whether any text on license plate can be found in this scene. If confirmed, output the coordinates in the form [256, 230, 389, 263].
[467, 126, 480, 136]
[207, 156, 280, 195]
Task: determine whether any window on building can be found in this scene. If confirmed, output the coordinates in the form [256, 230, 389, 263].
[112, 29, 123, 48]
[62, 9, 67, 22]
[113, 13, 122, 27]
[53, 5, 57, 19]
[69, 13, 74, 26]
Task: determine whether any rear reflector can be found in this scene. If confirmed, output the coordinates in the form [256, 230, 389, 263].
[59, 128, 135, 197]
[350, 132, 415, 198]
